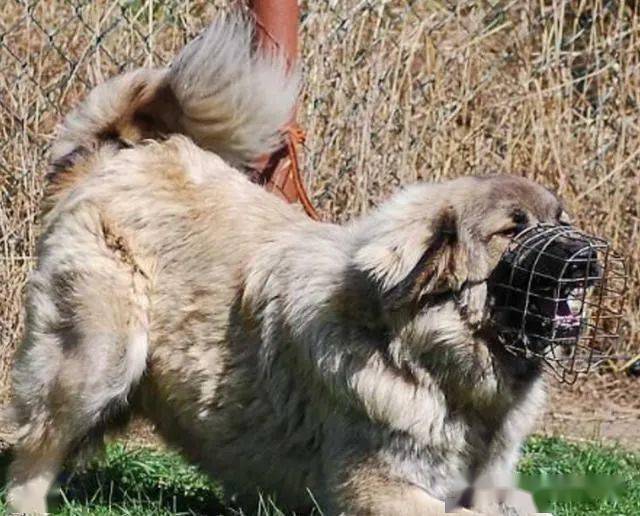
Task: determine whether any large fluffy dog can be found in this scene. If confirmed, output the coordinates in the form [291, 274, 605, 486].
[4, 16, 566, 515]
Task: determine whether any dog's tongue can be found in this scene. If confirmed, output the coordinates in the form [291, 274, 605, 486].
[538, 298, 581, 328]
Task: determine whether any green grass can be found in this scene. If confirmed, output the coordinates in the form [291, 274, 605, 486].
[519, 436, 640, 515]
[0, 443, 226, 515]
[1, 436, 639, 515]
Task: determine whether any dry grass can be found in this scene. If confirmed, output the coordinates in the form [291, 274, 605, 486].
[1, 0, 639, 403]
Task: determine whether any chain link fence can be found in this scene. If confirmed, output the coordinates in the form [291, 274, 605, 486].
[1, 0, 639, 400]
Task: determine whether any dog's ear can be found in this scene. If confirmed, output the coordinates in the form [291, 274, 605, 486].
[351, 207, 470, 321]
[382, 207, 468, 313]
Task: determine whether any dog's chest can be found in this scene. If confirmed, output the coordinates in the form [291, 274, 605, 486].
[376, 382, 528, 500]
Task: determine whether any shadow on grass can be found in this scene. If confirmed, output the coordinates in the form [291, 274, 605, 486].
[1, 443, 227, 515]
[0, 448, 11, 492]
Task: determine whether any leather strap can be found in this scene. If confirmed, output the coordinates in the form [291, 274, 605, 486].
[248, 0, 319, 220]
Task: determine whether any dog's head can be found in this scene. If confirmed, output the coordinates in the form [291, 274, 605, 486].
[348, 175, 623, 381]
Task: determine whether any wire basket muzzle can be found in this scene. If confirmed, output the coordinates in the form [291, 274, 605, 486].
[487, 224, 626, 383]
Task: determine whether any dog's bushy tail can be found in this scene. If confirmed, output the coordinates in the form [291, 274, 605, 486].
[50, 14, 298, 177]
[167, 15, 299, 164]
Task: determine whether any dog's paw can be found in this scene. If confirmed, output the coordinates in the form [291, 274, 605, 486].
[467, 487, 543, 516]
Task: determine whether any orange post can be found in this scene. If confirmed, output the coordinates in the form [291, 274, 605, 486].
[248, 0, 318, 219]
[249, 0, 299, 62]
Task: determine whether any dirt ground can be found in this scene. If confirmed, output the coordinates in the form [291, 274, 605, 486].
[543, 375, 640, 450]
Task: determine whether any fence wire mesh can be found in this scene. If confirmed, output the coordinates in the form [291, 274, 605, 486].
[1, 0, 639, 398]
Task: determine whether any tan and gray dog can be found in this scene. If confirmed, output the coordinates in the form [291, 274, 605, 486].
[4, 15, 563, 515]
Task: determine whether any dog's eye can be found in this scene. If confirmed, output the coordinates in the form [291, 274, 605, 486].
[492, 210, 528, 239]
[512, 210, 528, 225]
[496, 226, 520, 238]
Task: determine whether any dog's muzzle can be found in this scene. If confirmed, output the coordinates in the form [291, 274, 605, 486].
[487, 224, 626, 383]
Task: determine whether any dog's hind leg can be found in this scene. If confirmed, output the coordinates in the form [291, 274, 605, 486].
[6, 208, 150, 513]
[5, 436, 67, 513]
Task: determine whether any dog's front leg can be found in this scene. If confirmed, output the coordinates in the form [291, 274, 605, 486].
[470, 457, 550, 515]
[470, 417, 550, 516]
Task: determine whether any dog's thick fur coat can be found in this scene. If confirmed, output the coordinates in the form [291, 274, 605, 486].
[5, 16, 556, 515]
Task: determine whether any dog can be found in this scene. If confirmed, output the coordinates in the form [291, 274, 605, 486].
[2, 15, 587, 515]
